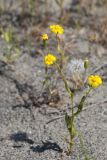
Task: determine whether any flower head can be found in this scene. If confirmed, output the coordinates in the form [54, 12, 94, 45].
[88, 75, 102, 88]
[44, 54, 57, 66]
[41, 34, 48, 41]
[49, 25, 64, 35]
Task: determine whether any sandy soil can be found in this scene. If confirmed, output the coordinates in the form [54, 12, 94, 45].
[0, 1, 107, 160]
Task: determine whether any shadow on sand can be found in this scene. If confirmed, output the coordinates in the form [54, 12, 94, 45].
[30, 140, 63, 153]
[10, 132, 34, 145]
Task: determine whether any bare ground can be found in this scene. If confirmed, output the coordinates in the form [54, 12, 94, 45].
[0, 1, 107, 160]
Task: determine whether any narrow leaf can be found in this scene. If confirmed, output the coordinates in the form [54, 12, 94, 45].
[74, 96, 86, 116]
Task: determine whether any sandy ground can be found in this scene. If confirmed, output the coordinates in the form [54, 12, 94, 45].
[0, 1, 107, 160]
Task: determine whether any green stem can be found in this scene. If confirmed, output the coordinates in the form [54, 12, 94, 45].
[55, 63, 75, 151]
[85, 87, 92, 97]
[70, 96, 75, 150]
[78, 133, 89, 160]
[45, 0, 48, 16]
[56, 34, 64, 68]
[43, 66, 50, 92]
[43, 40, 47, 49]
[74, 87, 92, 117]
[71, 96, 74, 129]
[60, 0, 64, 21]
[55, 63, 73, 98]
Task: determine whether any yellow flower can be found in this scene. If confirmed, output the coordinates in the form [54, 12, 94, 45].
[49, 25, 64, 35]
[88, 75, 102, 88]
[44, 54, 57, 66]
[41, 34, 48, 40]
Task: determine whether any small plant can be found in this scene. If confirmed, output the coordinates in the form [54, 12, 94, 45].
[29, 0, 36, 14]
[39, 24, 103, 154]
[55, 0, 65, 22]
[0, 26, 20, 64]
[78, 133, 97, 160]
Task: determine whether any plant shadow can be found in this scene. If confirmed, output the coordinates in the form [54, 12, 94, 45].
[10, 132, 34, 145]
[30, 140, 63, 153]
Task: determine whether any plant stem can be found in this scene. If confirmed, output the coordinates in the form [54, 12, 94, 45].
[55, 63, 73, 98]
[55, 63, 75, 152]
[56, 34, 64, 68]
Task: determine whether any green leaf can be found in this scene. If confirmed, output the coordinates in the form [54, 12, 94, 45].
[3, 26, 13, 43]
[64, 80, 73, 98]
[65, 113, 72, 129]
[65, 113, 76, 138]
[74, 96, 86, 116]
[55, 63, 73, 98]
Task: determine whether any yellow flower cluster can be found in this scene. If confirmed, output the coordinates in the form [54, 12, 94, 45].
[41, 34, 48, 41]
[88, 75, 102, 88]
[49, 25, 64, 35]
[44, 54, 57, 66]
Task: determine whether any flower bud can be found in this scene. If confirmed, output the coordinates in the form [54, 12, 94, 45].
[84, 59, 88, 70]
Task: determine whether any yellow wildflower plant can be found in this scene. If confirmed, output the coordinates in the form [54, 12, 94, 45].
[44, 54, 57, 66]
[41, 34, 48, 41]
[88, 75, 102, 88]
[49, 25, 64, 35]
